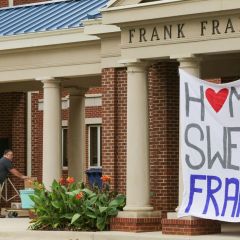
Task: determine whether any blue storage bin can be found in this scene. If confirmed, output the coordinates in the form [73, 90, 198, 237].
[86, 168, 102, 188]
[20, 189, 35, 209]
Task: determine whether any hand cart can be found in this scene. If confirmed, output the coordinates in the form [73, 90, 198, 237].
[0, 178, 23, 218]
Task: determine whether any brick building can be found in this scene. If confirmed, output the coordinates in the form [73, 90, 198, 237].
[0, 0, 239, 236]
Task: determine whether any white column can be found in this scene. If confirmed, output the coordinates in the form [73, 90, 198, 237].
[27, 92, 32, 177]
[124, 60, 153, 212]
[40, 78, 62, 188]
[68, 88, 86, 182]
[178, 57, 201, 208]
[8, 0, 13, 7]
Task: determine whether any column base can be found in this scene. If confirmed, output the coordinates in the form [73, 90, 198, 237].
[110, 211, 162, 233]
[162, 212, 221, 235]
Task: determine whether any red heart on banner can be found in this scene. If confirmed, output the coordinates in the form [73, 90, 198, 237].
[205, 88, 229, 113]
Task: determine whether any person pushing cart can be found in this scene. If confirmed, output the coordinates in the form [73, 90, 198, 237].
[0, 149, 29, 184]
[0, 149, 30, 214]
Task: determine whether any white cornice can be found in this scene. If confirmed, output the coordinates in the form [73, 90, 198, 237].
[0, 28, 99, 52]
[102, 0, 182, 12]
[102, 0, 240, 26]
[106, 0, 119, 7]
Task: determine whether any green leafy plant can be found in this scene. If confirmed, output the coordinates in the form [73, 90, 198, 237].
[29, 176, 125, 231]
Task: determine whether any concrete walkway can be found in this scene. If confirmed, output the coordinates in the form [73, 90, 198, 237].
[0, 218, 239, 240]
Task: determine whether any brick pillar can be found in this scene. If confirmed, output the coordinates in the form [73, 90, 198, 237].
[102, 68, 118, 191]
[11, 93, 27, 193]
[101, 68, 127, 193]
[148, 61, 180, 216]
[31, 92, 43, 182]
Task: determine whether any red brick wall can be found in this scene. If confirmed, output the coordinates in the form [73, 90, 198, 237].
[0, 0, 49, 7]
[86, 87, 102, 95]
[85, 106, 102, 119]
[14, 0, 46, 5]
[148, 62, 179, 215]
[101, 68, 117, 190]
[0, 0, 8, 7]
[0, 92, 27, 207]
[115, 69, 127, 194]
[102, 62, 180, 214]
[31, 92, 43, 182]
[101, 68, 127, 192]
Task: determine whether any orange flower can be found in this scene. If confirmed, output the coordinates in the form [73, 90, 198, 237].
[66, 177, 75, 184]
[59, 177, 65, 185]
[75, 192, 83, 200]
[101, 175, 111, 183]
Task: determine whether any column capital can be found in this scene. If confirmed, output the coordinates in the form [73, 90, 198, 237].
[119, 59, 150, 73]
[178, 57, 202, 69]
[68, 87, 88, 97]
[36, 77, 61, 88]
[178, 57, 202, 77]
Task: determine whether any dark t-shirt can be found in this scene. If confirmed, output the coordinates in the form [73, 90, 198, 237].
[0, 157, 13, 184]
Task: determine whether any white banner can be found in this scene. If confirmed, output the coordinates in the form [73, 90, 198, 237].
[178, 69, 240, 222]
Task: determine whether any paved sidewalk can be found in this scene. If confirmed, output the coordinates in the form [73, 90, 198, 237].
[0, 218, 239, 240]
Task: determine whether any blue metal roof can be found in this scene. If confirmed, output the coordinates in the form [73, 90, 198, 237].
[0, 0, 108, 36]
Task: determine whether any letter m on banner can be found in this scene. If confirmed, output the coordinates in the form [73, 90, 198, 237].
[178, 69, 240, 222]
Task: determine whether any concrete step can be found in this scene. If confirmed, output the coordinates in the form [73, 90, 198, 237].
[0, 218, 239, 240]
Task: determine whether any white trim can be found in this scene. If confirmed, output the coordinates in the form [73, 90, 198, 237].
[97, 126, 101, 168]
[27, 92, 32, 177]
[62, 120, 68, 127]
[88, 127, 90, 168]
[103, 0, 182, 12]
[0, 28, 99, 52]
[85, 118, 102, 125]
[62, 98, 69, 110]
[107, 0, 119, 7]
[88, 125, 102, 168]
[85, 94, 102, 98]
[38, 95, 102, 111]
[8, 0, 13, 7]
[85, 96, 102, 107]
[38, 99, 43, 111]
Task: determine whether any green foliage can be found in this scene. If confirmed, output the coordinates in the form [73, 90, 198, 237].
[29, 179, 125, 231]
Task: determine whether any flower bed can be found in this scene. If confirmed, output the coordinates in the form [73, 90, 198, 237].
[29, 176, 125, 231]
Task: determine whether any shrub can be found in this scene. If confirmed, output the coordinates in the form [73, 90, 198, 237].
[29, 176, 125, 231]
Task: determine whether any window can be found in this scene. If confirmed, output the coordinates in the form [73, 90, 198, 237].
[88, 125, 102, 168]
[62, 127, 68, 169]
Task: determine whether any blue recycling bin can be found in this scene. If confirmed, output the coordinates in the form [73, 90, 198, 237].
[86, 168, 102, 188]
[20, 189, 35, 209]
